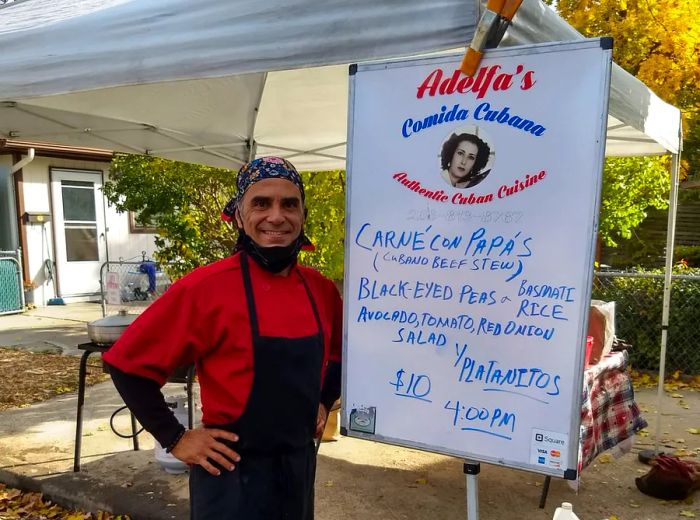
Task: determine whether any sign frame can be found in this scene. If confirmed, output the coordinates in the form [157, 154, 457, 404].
[341, 38, 612, 479]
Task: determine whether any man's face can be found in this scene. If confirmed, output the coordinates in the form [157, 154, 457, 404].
[235, 178, 304, 247]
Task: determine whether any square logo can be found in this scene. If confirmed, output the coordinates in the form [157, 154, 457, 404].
[530, 428, 569, 470]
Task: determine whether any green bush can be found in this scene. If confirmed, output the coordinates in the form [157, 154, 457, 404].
[298, 170, 345, 281]
[592, 266, 700, 374]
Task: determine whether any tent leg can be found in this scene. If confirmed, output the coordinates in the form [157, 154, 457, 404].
[464, 461, 480, 520]
[655, 151, 681, 453]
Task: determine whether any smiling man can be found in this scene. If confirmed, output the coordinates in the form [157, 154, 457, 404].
[104, 157, 343, 520]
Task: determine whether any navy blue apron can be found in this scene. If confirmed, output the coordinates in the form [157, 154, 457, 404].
[190, 252, 324, 520]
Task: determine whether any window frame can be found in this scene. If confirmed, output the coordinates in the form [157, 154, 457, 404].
[129, 210, 158, 234]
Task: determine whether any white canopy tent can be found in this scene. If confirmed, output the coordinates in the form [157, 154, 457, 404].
[0, 0, 681, 170]
[0, 0, 682, 452]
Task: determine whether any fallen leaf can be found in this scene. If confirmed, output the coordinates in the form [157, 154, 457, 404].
[415, 478, 428, 484]
[0, 347, 107, 411]
[324, 480, 334, 487]
[688, 428, 700, 435]
[24, 369, 46, 375]
[0, 484, 130, 519]
[598, 453, 614, 463]
[680, 511, 696, 518]
[671, 393, 684, 398]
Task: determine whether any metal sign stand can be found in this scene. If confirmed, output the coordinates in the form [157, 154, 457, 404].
[462, 5, 520, 513]
[464, 461, 480, 520]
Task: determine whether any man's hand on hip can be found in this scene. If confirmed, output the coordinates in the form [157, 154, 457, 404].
[170, 427, 241, 476]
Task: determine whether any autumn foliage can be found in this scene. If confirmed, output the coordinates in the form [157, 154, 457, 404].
[0, 483, 129, 519]
[553, 0, 700, 178]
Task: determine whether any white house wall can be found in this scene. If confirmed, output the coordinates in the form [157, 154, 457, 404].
[19, 155, 56, 304]
[103, 196, 157, 264]
[19, 156, 156, 305]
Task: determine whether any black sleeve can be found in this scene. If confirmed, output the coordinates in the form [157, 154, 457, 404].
[320, 361, 341, 411]
[106, 362, 185, 449]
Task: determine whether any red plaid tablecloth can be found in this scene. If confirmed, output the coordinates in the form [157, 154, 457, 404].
[579, 350, 648, 470]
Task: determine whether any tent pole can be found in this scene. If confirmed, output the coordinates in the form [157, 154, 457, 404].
[654, 149, 681, 453]
[248, 72, 267, 162]
[249, 140, 257, 162]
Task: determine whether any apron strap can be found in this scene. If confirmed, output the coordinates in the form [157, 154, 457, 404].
[240, 252, 260, 337]
[240, 252, 323, 339]
[296, 270, 323, 336]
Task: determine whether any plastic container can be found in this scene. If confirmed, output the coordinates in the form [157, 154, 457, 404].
[584, 335, 594, 367]
[154, 395, 189, 474]
[552, 502, 580, 520]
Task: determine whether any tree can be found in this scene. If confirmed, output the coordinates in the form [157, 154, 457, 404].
[298, 170, 346, 281]
[546, 0, 700, 255]
[598, 156, 670, 246]
[551, 0, 700, 179]
[103, 154, 237, 279]
[103, 154, 345, 280]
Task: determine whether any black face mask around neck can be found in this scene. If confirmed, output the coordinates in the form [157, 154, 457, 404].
[236, 231, 304, 273]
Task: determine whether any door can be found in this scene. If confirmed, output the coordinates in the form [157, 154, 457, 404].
[50, 169, 107, 297]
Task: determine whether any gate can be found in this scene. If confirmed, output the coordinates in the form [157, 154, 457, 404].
[99, 259, 173, 317]
[0, 249, 24, 315]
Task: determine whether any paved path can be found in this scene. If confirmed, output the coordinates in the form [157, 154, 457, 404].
[0, 303, 102, 356]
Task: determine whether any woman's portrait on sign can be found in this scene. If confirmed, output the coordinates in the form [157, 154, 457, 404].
[440, 129, 494, 189]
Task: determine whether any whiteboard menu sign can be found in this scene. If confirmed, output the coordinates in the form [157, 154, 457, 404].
[342, 40, 612, 478]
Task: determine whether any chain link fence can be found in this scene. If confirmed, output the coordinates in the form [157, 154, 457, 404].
[100, 260, 173, 317]
[0, 249, 24, 315]
[592, 271, 700, 375]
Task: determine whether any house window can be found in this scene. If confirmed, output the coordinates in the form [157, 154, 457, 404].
[61, 180, 100, 261]
[129, 210, 157, 234]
